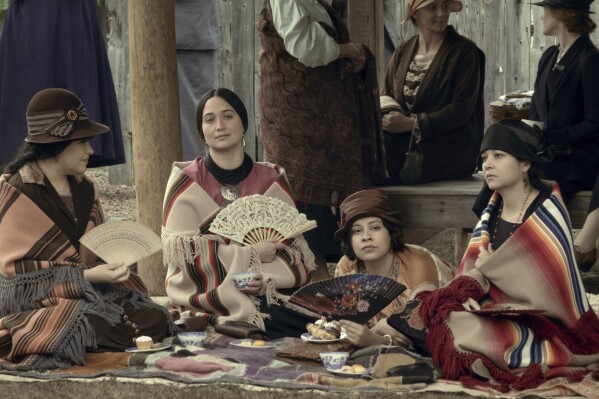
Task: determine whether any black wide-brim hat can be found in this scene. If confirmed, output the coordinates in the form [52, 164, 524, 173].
[479, 119, 550, 165]
[531, 0, 594, 13]
[25, 88, 109, 144]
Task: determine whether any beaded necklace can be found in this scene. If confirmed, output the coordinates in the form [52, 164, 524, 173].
[491, 188, 532, 246]
[205, 153, 253, 202]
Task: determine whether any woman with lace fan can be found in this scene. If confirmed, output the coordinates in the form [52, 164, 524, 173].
[333, 189, 454, 350]
[162, 88, 316, 339]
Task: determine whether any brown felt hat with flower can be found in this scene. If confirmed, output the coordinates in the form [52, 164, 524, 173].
[25, 88, 109, 144]
[334, 189, 402, 241]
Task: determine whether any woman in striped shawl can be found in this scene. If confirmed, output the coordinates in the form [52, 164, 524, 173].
[0, 88, 175, 371]
[388, 119, 599, 391]
[161, 88, 316, 339]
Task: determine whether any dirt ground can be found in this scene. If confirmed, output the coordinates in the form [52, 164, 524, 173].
[0, 380, 547, 399]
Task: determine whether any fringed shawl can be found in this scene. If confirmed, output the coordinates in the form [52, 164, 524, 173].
[0, 170, 149, 371]
[161, 160, 316, 330]
[418, 183, 599, 391]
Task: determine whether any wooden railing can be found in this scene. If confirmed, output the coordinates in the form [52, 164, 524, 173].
[378, 174, 591, 262]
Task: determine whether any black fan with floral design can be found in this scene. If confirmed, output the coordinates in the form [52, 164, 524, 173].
[288, 274, 406, 324]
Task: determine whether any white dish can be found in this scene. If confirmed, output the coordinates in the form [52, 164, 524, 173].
[326, 366, 370, 377]
[229, 339, 275, 349]
[300, 332, 348, 344]
[124, 343, 171, 353]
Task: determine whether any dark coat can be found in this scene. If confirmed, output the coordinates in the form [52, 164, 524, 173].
[529, 35, 599, 187]
[382, 26, 485, 184]
[0, 0, 125, 167]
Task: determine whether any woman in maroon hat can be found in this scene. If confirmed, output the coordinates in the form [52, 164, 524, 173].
[333, 189, 454, 350]
[0, 88, 175, 371]
[529, 0, 599, 271]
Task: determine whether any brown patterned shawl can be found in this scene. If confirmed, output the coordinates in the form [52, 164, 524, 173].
[0, 165, 154, 371]
[257, 0, 386, 207]
[161, 160, 316, 330]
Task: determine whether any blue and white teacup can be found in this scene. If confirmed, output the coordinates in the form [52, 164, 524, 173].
[320, 351, 349, 370]
[177, 331, 207, 347]
[231, 272, 256, 289]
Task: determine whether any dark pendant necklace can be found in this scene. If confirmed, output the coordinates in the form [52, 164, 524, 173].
[205, 153, 253, 202]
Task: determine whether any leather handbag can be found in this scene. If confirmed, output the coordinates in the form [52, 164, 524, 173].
[398, 131, 423, 184]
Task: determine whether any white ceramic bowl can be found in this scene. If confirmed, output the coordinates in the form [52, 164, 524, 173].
[177, 331, 207, 347]
[320, 351, 349, 370]
[231, 272, 256, 289]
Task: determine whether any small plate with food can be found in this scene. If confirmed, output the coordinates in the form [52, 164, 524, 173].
[125, 343, 171, 353]
[327, 364, 370, 377]
[301, 332, 348, 343]
[229, 339, 275, 349]
[303, 319, 347, 343]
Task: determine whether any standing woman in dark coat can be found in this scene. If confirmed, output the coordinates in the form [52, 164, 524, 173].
[382, 0, 485, 185]
[529, 0, 599, 270]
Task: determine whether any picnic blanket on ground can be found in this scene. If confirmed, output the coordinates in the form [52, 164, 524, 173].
[0, 332, 597, 397]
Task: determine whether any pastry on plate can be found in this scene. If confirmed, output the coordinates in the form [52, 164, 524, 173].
[306, 318, 341, 340]
[135, 335, 153, 350]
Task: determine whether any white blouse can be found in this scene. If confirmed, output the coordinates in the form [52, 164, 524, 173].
[269, 0, 340, 67]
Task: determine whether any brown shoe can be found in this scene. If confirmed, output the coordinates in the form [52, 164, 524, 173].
[574, 247, 597, 272]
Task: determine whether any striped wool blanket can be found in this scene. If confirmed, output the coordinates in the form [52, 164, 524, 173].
[0, 173, 150, 371]
[418, 182, 599, 391]
[161, 161, 316, 330]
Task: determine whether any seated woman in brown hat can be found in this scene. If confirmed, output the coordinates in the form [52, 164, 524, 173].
[333, 189, 455, 350]
[0, 88, 175, 371]
[406, 119, 599, 390]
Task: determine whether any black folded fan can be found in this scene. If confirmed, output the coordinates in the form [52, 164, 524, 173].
[288, 274, 406, 324]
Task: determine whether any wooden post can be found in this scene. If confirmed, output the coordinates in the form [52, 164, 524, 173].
[347, 0, 385, 87]
[128, 0, 182, 295]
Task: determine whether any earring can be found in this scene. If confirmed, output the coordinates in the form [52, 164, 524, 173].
[243, 134, 246, 148]
[523, 172, 528, 185]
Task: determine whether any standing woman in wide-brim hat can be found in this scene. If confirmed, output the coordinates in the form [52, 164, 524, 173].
[381, 0, 485, 185]
[0, 88, 175, 371]
[529, 0, 599, 271]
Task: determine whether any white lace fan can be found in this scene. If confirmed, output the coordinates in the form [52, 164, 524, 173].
[209, 194, 317, 245]
[79, 221, 163, 267]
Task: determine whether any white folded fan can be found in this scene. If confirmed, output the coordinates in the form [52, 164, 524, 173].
[209, 194, 317, 245]
[79, 221, 163, 267]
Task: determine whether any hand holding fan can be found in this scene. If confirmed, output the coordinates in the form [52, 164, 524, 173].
[209, 194, 317, 245]
[79, 221, 162, 267]
[288, 274, 406, 324]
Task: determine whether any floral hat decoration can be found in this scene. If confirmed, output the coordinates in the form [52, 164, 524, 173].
[25, 88, 109, 144]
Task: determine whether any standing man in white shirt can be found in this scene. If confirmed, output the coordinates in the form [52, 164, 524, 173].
[257, 0, 386, 279]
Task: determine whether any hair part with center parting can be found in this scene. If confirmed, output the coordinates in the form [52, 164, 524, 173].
[195, 88, 249, 143]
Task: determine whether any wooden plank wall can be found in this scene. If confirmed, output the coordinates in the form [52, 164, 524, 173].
[16, 1, 596, 182]
[218, 0, 261, 160]
[384, 0, 599, 128]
